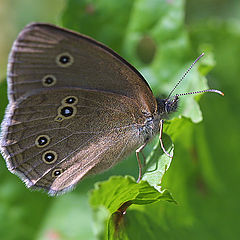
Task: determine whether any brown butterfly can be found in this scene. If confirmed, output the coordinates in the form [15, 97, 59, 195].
[0, 23, 223, 195]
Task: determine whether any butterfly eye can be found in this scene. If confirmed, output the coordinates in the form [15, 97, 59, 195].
[165, 98, 179, 114]
[42, 150, 58, 164]
[52, 169, 63, 177]
[56, 52, 74, 67]
[42, 75, 57, 87]
[35, 135, 50, 147]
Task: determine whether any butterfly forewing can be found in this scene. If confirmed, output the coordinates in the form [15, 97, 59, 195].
[8, 23, 157, 113]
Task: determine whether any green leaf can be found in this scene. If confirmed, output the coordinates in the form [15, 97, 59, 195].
[90, 176, 175, 212]
[141, 134, 173, 188]
[90, 176, 176, 239]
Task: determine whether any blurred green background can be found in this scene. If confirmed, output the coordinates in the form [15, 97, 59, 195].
[0, 0, 239, 239]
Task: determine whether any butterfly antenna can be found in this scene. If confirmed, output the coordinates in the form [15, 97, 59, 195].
[176, 89, 224, 97]
[167, 53, 205, 100]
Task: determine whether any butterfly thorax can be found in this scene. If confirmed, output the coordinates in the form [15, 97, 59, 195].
[139, 96, 179, 142]
[138, 110, 161, 143]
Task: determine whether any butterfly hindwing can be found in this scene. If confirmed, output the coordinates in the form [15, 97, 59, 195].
[1, 88, 146, 194]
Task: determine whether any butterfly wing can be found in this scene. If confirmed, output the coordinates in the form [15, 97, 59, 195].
[1, 88, 146, 195]
[8, 23, 157, 113]
[1, 23, 158, 195]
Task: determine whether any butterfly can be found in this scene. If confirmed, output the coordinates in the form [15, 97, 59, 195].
[0, 23, 223, 195]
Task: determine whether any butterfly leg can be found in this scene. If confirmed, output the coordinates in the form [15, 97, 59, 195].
[136, 142, 147, 183]
[159, 119, 173, 158]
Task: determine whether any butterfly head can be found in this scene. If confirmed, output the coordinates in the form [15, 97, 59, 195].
[165, 95, 179, 114]
[156, 95, 179, 119]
